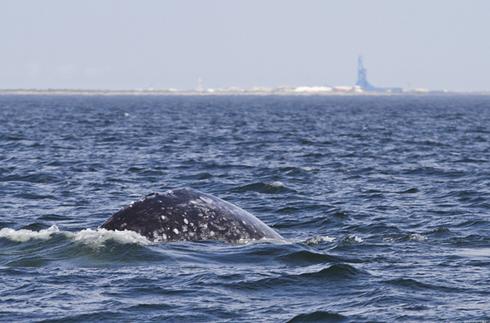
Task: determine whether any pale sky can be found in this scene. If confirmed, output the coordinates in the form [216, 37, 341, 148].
[1, 0, 489, 91]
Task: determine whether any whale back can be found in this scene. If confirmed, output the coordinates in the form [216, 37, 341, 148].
[101, 188, 283, 243]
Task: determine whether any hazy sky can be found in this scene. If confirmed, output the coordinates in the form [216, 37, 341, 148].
[1, 0, 489, 91]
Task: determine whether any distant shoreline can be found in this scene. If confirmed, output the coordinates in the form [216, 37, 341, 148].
[0, 89, 489, 96]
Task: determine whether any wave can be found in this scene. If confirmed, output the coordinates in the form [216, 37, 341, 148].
[453, 247, 490, 258]
[0, 172, 61, 184]
[301, 264, 363, 280]
[397, 187, 419, 194]
[304, 235, 336, 245]
[230, 264, 365, 291]
[383, 232, 428, 243]
[277, 166, 317, 176]
[341, 234, 364, 244]
[0, 225, 60, 242]
[67, 228, 150, 246]
[0, 225, 150, 246]
[288, 310, 347, 322]
[232, 181, 294, 194]
[408, 233, 427, 241]
[278, 249, 341, 265]
[385, 278, 464, 293]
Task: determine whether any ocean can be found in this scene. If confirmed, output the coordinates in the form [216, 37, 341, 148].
[0, 94, 489, 322]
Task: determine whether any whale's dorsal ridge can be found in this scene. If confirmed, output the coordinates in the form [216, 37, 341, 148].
[102, 187, 283, 243]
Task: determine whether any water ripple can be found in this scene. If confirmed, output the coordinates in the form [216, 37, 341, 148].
[0, 95, 489, 322]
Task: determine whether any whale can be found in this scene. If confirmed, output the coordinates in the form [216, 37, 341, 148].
[101, 188, 284, 243]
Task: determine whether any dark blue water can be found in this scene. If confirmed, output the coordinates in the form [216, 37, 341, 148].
[0, 95, 489, 322]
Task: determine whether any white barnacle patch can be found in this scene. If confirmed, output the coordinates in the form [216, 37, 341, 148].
[121, 223, 127, 228]
[199, 223, 208, 230]
[209, 231, 215, 237]
[160, 215, 167, 221]
[211, 222, 226, 231]
[161, 233, 167, 241]
[173, 228, 180, 235]
[183, 218, 189, 224]
[182, 225, 188, 232]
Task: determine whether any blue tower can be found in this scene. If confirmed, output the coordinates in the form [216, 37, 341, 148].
[355, 56, 375, 91]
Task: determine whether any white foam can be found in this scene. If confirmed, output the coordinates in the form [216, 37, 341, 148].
[343, 234, 363, 243]
[304, 235, 336, 245]
[66, 228, 150, 246]
[0, 225, 60, 242]
[269, 181, 286, 188]
[409, 233, 427, 241]
[237, 236, 287, 245]
[383, 237, 395, 243]
[0, 226, 150, 246]
[351, 235, 363, 243]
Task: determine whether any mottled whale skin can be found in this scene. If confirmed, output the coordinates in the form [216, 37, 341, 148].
[101, 188, 284, 243]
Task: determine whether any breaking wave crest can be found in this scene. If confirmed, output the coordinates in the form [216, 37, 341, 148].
[0, 225, 61, 242]
[0, 225, 150, 246]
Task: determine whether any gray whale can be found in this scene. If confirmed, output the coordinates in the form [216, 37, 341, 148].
[101, 188, 284, 243]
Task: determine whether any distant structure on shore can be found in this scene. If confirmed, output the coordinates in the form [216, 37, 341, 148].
[355, 56, 375, 91]
[355, 56, 402, 93]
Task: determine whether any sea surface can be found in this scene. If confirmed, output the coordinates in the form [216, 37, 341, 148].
[0, 94, 489, 322]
